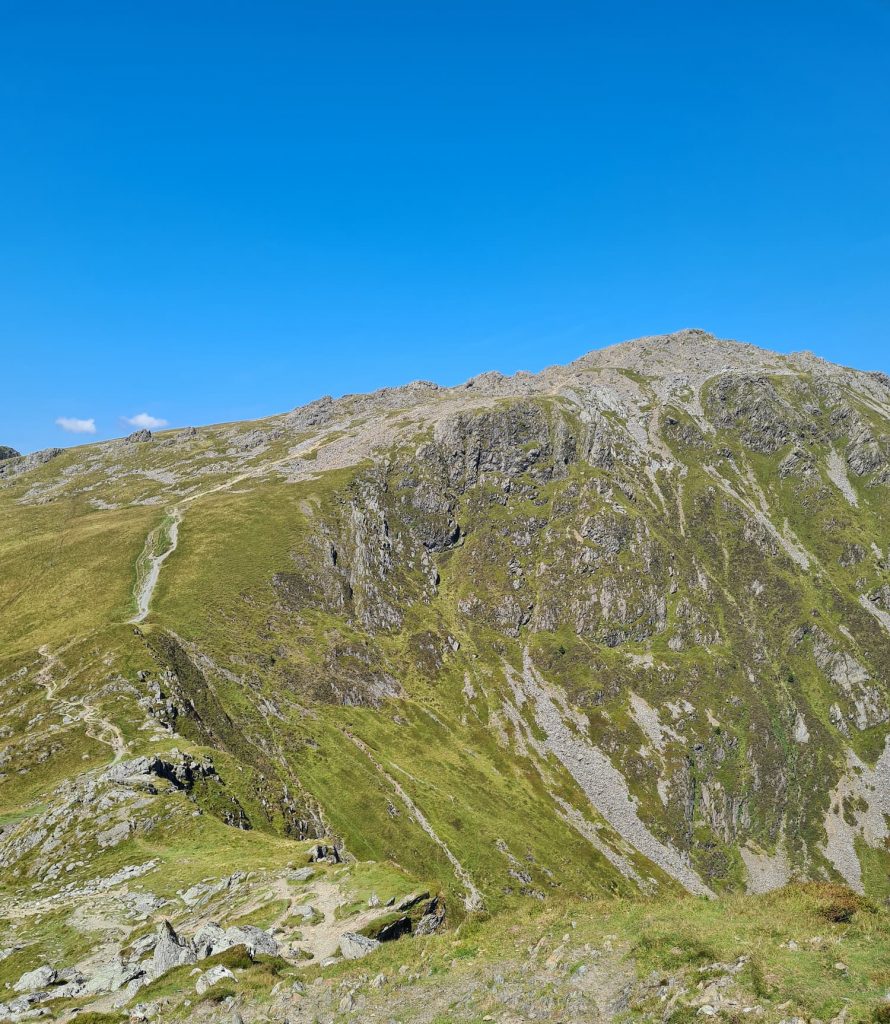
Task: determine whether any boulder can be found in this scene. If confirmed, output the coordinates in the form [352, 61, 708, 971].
[223, 925, 278, 958]
[151, 921, 196, 977]
[13, 964, 56, 992]
[82, 958, 145, 994]
[195, 964, 235, 995]
[414, 895, 446, 936]
[339, 932, 380, 960]
[126, 429, 153, 442]
[0, 446, 60, 480]
[193, 922, 228, 959]
[308, 843, 341, 864]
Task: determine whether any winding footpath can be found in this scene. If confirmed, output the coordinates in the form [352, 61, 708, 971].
[35, 644, 127, 763]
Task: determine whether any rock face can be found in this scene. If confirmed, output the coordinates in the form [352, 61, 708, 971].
[0, 445, 60, 479]
[0, 445, 20, 460]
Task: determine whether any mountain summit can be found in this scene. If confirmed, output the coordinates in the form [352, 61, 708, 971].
[1, 331, 888, 1021]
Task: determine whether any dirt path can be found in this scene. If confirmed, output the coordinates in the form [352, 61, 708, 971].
[35, 644, 127, 762]
[125, 434, 330, 625]
[130, 508, 181, 623]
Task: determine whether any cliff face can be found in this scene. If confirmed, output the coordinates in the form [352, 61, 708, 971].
[0, 330, 888, 1015]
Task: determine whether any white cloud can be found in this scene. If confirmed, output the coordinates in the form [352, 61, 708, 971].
[124, 412, 168, 429]
[55, 416, 97, 434]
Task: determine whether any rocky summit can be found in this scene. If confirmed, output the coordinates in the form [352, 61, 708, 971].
[1, 329, 888, 1023]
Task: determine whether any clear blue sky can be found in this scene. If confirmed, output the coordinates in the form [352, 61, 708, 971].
[2, 1, 888, 453]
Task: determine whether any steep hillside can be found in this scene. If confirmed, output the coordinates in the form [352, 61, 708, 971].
[1, 329, 888, 1023]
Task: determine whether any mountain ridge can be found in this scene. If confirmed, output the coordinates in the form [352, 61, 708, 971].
[0, 329, 888, 1022]
[9, 328, 889, 460]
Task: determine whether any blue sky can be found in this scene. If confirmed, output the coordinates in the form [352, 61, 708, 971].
[1, 1, 888, 453]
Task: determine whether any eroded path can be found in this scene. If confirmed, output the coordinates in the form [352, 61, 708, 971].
[35, 644, 127, 762]
[130, 508, 182, 623]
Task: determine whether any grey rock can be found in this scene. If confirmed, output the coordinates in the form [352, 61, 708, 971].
[307, 842, 341, 863]
[151, 920, 196, 977]
[0, 446, 61, 480]
[415, 896, 446, 935]
[82, 958, 145, 994]
[339, 932, 380, 960]
[396, 890, 430, 911]
[195, 964, 235, 995]
[223, 925, 278, 958]
[193, 922, 228, 958]
[126, 429, 153, 442]
[0, 445, 20, 460]
[13, 965, 56, 993]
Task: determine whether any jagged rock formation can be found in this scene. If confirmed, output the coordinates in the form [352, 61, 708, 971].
[0, 329, 887, 1020]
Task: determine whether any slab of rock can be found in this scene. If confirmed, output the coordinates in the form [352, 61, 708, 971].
[83, 958, 145, 994]
[339, 932, 380, 960]
[195, 964, 235, 995]
[396, 890, 430, 911]
[13, 965, 56, 992]
[413, 895, 446, 935]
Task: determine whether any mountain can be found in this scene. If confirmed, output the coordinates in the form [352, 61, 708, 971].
[1, 329, 888, 1023]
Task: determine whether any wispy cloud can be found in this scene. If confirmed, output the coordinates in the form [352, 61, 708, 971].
[124, 412, 168, 429]
[55, 416, 97, 434]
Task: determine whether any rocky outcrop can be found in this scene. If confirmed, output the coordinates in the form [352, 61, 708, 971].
[0, 445, 61, 479]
